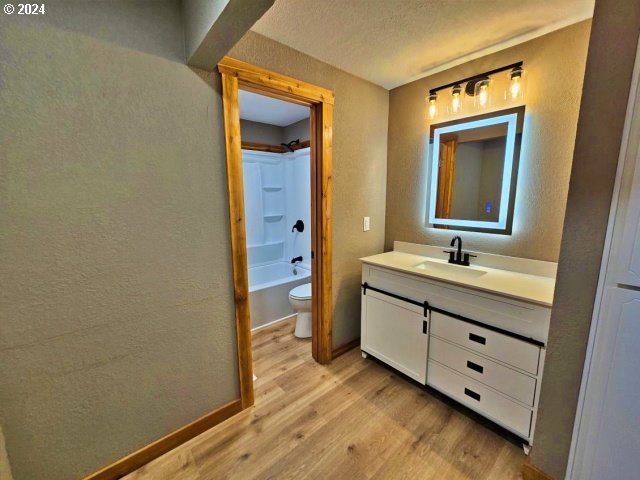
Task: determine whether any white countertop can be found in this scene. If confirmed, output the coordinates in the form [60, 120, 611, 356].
[360, 250, 555, 307]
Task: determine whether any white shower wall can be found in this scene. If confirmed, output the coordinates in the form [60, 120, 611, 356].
[242, 148, 311, 269]
[284, 148, 311, 270]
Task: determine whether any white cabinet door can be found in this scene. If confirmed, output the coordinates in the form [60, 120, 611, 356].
[361, 290, 429, 383]
[616, 144, 640, 287]
[585, 288, 640, 480]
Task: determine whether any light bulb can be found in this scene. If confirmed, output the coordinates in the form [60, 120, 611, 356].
[507, 67, 526, 101]
[427, 93, 438, 120]
[450, 84, 462, 114]
[510, 75, 521, 99]
[478, 84, 488, 107]
[428, 101, 437, 119]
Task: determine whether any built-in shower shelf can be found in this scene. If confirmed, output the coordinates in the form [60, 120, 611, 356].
[263, 185, 283, 191]
[264, 213, 285, 219]
[246, 240, 283, 248]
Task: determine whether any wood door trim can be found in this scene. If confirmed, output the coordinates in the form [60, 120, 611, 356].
[218, 57, 335, 106]
[241, 141, 286, 153]
[82, 399, 242, 480]
[221, 72, 255, 409]
[241, 140, 311, 154]
[219, 57, 334, 413]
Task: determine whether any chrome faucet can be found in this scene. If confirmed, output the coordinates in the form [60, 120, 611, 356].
[444, 236, 476, 266]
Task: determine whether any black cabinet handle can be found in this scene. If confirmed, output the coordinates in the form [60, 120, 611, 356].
[422, 320, 428, 334]
[466, 360, 484, 374]
[464, 388, 481, 401]
[469, 333, 486, 345]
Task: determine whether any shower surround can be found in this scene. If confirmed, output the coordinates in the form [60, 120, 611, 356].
[242, 147, 312, 329]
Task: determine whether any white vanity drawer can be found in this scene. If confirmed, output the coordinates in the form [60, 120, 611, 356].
[429, 336, 537, 406]
[427, 360, 532, 439]
[430, 312, 540, 375]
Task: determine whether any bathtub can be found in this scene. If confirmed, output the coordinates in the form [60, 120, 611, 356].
[249, 262, 311, 330]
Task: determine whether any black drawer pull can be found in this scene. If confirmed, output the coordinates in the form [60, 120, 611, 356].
[466, 360, 484, 374]
[423, 320, 428, 334]
[464, 388, 481, 401]
[469, 333, 486, 345]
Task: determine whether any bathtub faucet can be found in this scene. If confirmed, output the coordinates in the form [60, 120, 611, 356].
[291, 256, 303, 264]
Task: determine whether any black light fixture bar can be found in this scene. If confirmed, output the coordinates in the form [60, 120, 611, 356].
[428, 61, 523, 95]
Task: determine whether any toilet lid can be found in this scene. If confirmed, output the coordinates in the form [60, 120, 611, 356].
[290, 283, 312, 300]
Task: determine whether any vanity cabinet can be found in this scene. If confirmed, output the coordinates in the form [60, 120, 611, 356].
[361, 289, 429, 383]
[360, 262, 550, 444]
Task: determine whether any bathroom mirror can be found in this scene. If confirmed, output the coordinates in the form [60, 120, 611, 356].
[427, 106, 524, 235]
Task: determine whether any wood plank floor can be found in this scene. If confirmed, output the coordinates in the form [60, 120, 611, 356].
[124, 317, 525, 480]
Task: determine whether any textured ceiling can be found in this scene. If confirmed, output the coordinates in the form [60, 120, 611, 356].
[252, 0, 594, 89]
[239, 90, 309, 126]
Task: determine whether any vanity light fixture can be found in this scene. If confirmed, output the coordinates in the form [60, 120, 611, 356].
[426, 61, 524, 120]
[427, 92, 438, 120]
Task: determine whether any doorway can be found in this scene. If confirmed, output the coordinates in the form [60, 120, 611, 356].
[218, 57, 334, 410]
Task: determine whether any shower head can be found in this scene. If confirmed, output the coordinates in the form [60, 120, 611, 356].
[280, 139, 300, 153]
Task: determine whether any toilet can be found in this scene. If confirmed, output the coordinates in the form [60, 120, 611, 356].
[288, 283, 312, 338]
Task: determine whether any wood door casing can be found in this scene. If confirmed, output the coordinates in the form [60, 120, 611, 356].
[435, 133, 458, 220]
[219, 57, 335, 413]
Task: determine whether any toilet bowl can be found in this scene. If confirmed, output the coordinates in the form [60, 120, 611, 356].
[289, 283, 312, 338]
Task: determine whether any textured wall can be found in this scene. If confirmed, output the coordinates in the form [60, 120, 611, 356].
[0, 4, 239, 480]
[385, 21, 591, 261]
[229, 32, 389, 348]
[0, 426, 13, 480]
[182, 0, 230, 60]
[240, 118, 311, 145]
[240, 119, 285, 145]
[532, 1, 640, 477]
[31, 0, 185, 63]
[185, 0, 275, 70]
[283, 118, 310, 143]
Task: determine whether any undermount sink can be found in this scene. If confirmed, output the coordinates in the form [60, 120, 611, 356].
[413, 260, 488, 278]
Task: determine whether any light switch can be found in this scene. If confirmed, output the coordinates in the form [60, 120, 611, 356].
[363, 216, 370, 232]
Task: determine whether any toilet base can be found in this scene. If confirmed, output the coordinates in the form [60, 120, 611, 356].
[294, 312, 312, 338]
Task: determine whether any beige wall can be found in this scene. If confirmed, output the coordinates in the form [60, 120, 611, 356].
[1, 11, 388, 479]
[532, 0, 640, 477]
[0, 426, 13, 480]
[240, 118, 310, 145]
[183, 0, 274, 70]
[182, 0, 230, 60]
[283, 118, 310, 143]
[240, 119, 285, 145]
[0, 3, 239, 479]
[229, 32, 389, 348]
[385, 21, 591, 261]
